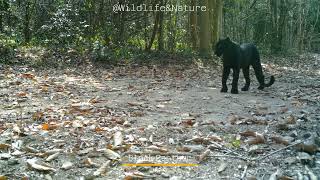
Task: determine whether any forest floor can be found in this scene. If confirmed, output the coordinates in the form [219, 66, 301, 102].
[0, 52, 320, 179]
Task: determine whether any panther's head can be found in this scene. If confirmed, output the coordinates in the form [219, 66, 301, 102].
[214, 37, 231, 57]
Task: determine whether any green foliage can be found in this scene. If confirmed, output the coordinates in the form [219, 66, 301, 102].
[0, 33, 18, 63]
[0, 0, 319, 63]
[37, 4, 88, 50]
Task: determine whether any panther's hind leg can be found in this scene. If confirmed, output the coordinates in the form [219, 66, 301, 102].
[241, 66, 250, 91]
[252, 63, 265, 90]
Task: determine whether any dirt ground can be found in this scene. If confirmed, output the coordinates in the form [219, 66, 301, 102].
[0, 54, 319, 179]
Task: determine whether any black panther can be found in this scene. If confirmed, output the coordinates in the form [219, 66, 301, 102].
[214, 37, 275, 94]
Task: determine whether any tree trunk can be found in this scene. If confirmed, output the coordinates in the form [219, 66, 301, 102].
[190, 0, 198, 50]
[278, 0, 288, 52]
[157, 0, 165, 51]
[146, 12, 160, 51]
[211, 0, 223, 46]
[23, 0, 32, 43]
[270, 0, 279, 53]
[168, 2, 177, 52]
[199, 0, 210, 56]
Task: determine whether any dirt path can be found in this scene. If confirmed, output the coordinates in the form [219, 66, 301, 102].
[0, 60, 319, 179]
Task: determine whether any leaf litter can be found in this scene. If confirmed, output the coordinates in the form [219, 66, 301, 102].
[0, 55, 320, 179]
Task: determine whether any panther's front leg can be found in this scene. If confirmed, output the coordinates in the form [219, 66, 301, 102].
[231, 67, 240, 94]
[221, 67, 230, 93]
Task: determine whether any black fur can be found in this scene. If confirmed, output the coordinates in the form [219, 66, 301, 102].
[214, 37, 275, 94]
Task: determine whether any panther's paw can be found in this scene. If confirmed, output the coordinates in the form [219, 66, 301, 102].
[241, 87, 249, 91]
[258, 86, 264, 90]
[220, 87, 228, 93]
[231, 89, 239, 94]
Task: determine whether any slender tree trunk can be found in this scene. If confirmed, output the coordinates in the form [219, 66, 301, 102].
[24, 0, 32, 43]
[297, 0, 305, 52]
[157, 0, 164, 51]
[144, 10, 148, 50]
[118, 12, 126, 44]
[146, 12, 160, 51]
[278, 0, 288, 52]
[211, 0, 223, 46]
[217, 0, 223, 38]
[190, 0, 198, 50]
[0, 10, 2, 32]
[97, 0, 104, 28]
[199, 0, 210, 56]
[168, 1, 177, 52]
[270, 0, 279, 53]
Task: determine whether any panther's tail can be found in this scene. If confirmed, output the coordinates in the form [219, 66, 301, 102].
[264, 76, 275, 87]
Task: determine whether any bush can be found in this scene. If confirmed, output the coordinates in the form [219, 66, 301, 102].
[0, 34, 18, 63]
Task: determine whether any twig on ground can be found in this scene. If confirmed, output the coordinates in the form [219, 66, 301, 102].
[240, 165, 248, 180]
[208, 154, 250, 161]
[253, 140, 302, 161]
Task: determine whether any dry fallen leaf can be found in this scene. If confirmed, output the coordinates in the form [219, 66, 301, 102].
[113, 131, 123, 147]
[61, 161, 73, 170]
[145, 145, 168, 153]
[27, 159, 55, 171]
[278, 176, 294, 180]
[296, 142, 319, 154]
[124, 171, 147, 180]
[240, 131, 265, 145]
[198, 149, 210, 162]
[0, 175, 8, 180]
[180, 119, 196, 127]
[246, 136, 265, 145]
[16, 92, 27, 97]
[21, 73, 35, 79]
[33, 111, 44, 121]
[271, 136, 290, 145]
[103, 149, 121, 160]
[93, 160, 111, 176]
[45, 152, 60, 162]
[228, 115, 239, 124]
[286, 115, 296, 124]
[44, 149, 63, 156]
[218, 162, 228, 173]
[0, 144, 10, 150]
[239, 130, 257, 137]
